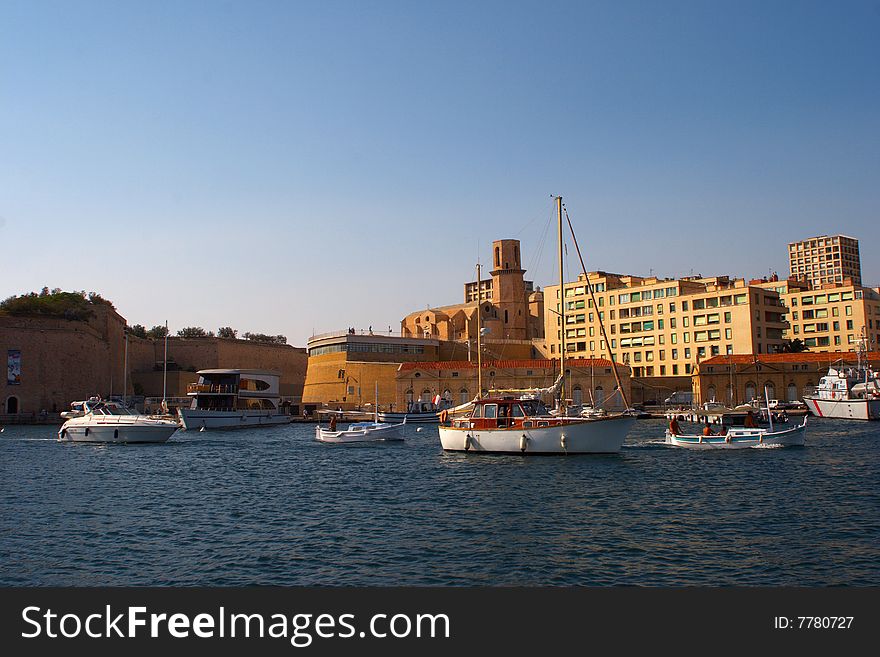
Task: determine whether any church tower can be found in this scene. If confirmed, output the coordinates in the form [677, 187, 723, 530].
[490, 239, 529, 340]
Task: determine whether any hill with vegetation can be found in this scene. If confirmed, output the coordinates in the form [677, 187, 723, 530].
[0, 288, 114, 321]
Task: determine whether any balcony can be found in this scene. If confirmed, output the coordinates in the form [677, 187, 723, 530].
[187, 383, 238, 395]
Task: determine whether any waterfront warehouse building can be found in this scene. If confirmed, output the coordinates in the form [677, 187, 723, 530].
[693, 351, 880, 407]
[396, 358, 632, 411]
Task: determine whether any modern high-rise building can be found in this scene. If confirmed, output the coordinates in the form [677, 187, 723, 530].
[788, 235, 861, 287]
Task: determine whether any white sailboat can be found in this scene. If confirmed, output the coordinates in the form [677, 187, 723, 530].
[438, 196, 636, 454]
[316, 383, 407, 443]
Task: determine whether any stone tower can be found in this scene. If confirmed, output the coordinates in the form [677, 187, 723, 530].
[490, 239, 529, 340]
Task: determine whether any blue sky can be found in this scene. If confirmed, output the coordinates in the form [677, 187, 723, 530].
[2, 0, 878, 345]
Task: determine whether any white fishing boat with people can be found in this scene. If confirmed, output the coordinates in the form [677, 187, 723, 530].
[664, 418, 807, 449]
[665, 385, 807, 449]
[58, 398, 180, 444]
[438, 196, 636, 454]
[316, 384, 407, 443]
[178, 369, 293, 430]
[315, 417, 407, 443]
[803, 337, 880, 420]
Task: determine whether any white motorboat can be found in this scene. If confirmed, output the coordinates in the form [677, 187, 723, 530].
[803, 342, 880, 420]
[58, 399, 180, 444]
[439, 397, 635, 454]
[178, 369, 293, 430]
[665, 418, 807, 449]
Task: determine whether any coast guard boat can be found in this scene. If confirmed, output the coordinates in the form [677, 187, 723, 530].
[803, 340, 880, 420]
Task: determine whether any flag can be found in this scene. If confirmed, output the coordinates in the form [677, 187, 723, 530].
[433, 394, 441, 406]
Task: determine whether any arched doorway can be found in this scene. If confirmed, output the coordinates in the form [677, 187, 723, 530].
[6, 396, 19, 414]
[706, 385, 716, 402]
[786, 383, 798, 402]
[572, 386, 583, 405]
[420, 389, 432, 403]
[744, 382, 757, 402]
[459, 389, 470, 405]
[594, 386, 605, 407]
[764, 382, 775, 401]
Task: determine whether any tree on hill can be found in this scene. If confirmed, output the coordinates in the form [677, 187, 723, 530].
[146, 325, 169, 339]
[242, 332, 287, 344]
[0, 289, 114, 320]
[177, 326, 214, 338]
[217, 326, 238, 339]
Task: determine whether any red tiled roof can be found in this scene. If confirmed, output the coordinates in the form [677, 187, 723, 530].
[700, 351, 880, 366]
[399, 358, 625, 371]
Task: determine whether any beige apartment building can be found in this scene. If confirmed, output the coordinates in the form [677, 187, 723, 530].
[788, 234, 861, 287]
[543, 272, 788, 383]
[755, 279, 880, 352]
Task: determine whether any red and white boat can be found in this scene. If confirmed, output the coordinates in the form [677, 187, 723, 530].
[438, 397, 635, 454]
[804, 367, 880, 420]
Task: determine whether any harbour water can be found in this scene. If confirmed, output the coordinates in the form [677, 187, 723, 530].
[1, 419, 877, 586]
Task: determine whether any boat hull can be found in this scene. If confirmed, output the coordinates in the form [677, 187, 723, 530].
[377, 412, 439, 424]
[316, 422, 406, 443]
[803, 396, 880, 421]
[665, 421, 806, 449]
[179, 409, 293, 430]
[58, 422, 179, 444]
[438, 415, 635, 454]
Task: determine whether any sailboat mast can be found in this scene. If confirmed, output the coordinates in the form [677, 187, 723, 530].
[476, 263, 483, 398]
[564, 209, 631, 410]
[557, 196, 566, 406]
[162, 320, 168, 407]
[123, 329, 129, 408]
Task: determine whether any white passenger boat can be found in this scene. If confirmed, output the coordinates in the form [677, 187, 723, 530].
[803, 343, 880, 420]
[178, 369, 293, 430]
[665, 418, 807, 449]
[58, 399, 180, 444]
[439, 397, 635, 454]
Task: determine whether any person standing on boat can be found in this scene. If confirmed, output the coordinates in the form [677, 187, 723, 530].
[702, 420, 714, 436]
[743, 410, 758, 428]
[668, 416, 682, 435]
[329, 414, 337, 431]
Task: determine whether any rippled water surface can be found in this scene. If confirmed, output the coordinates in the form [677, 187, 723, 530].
[1, 419, 877, 586]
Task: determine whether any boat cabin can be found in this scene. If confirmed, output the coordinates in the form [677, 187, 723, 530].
[452, 397, 561, 430]
[186, 369, 281, 412]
